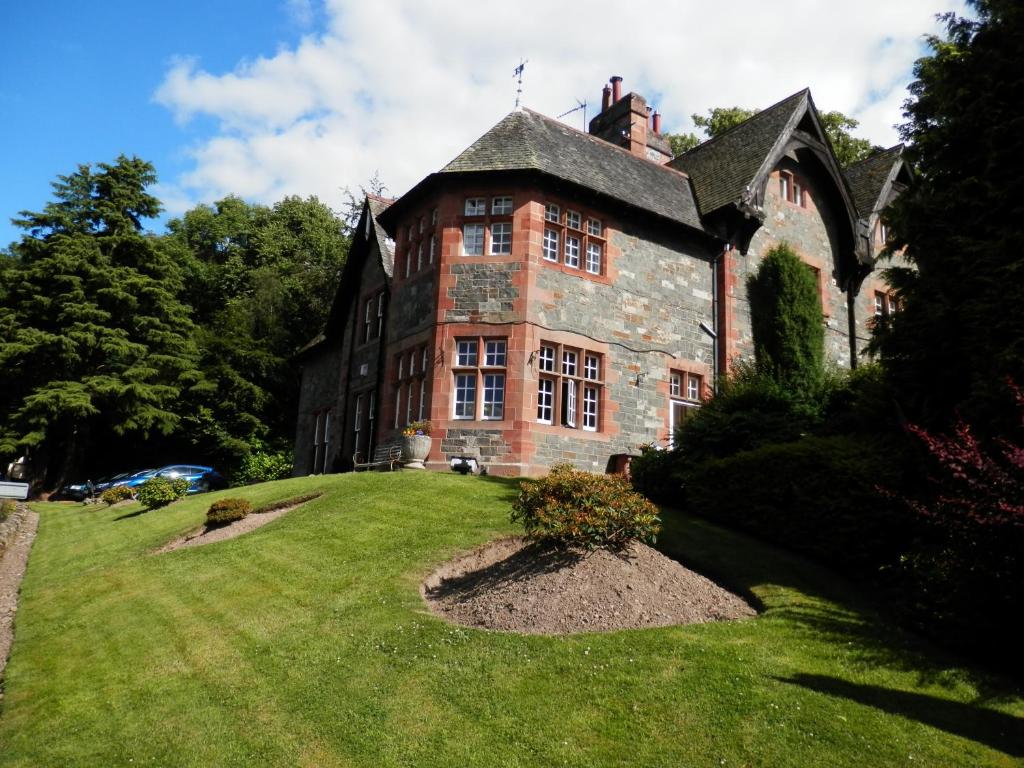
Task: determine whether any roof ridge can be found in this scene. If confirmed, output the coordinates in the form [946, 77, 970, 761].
[843, 143, 904, 172]
[521, 107, 692, 181]
[672, 88, 809, 161]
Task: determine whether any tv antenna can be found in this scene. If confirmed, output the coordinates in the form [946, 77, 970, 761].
[558, 99, 588, 130]
[513, 59, 528, 108]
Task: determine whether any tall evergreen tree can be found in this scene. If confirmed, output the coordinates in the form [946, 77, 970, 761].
[747, 242, 825, 396]
[873, 0, 1024, 435]
[0, 156, 198, 490]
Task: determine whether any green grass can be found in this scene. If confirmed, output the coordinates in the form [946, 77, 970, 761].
[1, 472, 1021, 767]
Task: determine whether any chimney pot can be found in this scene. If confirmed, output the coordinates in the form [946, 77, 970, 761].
[602, 84, 611, 112]
[652, 111, 661, 134]
[610, 75, 623, 103]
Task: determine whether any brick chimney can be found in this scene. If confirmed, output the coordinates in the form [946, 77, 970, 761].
[588, 76, 673, 164]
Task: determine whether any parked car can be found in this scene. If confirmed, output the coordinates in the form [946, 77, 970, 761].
[150, 465, 226, 494]
[93, 471, 135, 493]
[111, 469, 159, 491]
[57, 480, 95, 502]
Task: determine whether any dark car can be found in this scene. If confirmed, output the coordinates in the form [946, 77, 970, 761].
[150, 465, 225, 494]
[57, 480, 95, 502]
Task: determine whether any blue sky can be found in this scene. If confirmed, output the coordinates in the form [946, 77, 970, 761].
[1, 0, 966, 251]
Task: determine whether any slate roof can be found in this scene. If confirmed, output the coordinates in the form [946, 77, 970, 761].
[843, 145, 904, 218]
[366, 195, 396, 277]
[668, 90, 809, 217]
[439, 108, 704, 232]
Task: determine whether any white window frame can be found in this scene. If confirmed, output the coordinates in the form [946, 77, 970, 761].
[456, 339, 478, 367]
[537, 377, 554, 424]
[542, 228, 559, 262]
[465, 198, 486, 216]
[566, 210, 581, 230]
[565, 235, 580, 268]
[587, 218, 602, 237]
[538, 345, 555, 372]
[429, 236, 436, 264]
[545, 203, 560, 223]
[453, 373, 476, 419]
[482, 373, 505, 420]
[492, 196, 513, 215]
[484, 339, 507, 367]
[490, 222, 512, 255]
[462, 223, 484, 256]
[585, 242, 602, 275]
[582, 385, 598, 432]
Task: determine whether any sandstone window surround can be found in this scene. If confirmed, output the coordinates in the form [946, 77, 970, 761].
[535, 341, 602, 432]
[452, 337, 507, 421]
[541, 199, 606, 278]
[393, 344, 430, 429]
[779, 170, 808, 208]
[668, 370, 703, 446]
[361, 290, 386, 345]
[398, 209, 438, 279]
[874, 289, 899, 318]
[460, 195, 515, 257]
[312, 408, 332, 474]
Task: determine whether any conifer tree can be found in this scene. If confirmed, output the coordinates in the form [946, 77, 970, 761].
[747, 242, 824, 396]
[0, 156, 198, 490]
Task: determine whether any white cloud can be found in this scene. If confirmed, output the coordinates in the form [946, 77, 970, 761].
[154, 0, 968, 214]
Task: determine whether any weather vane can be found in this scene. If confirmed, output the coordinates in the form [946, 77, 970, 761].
[514, 59, 528, 108]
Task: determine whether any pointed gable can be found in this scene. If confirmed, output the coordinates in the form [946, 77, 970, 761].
[669, 91, 810, 217]
[843, 145, 910, 218]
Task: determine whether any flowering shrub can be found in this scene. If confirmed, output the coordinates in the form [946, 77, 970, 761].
[896, 385, 1024, 665]
[402, 420, 432, 437]
[512, 463, 660, 550]
[100, 485, 133, 506]
[136, 477, 189, 509]
[206, 498, 253, 527]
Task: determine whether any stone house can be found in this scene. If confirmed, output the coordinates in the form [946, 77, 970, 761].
[293, 78, 909, 477]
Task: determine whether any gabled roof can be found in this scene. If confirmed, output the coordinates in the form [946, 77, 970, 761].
[366, 195, 396, 277]
[843, 145, 907, 218]
[426, 108, 705, 232]
[668, 90, 809, 217]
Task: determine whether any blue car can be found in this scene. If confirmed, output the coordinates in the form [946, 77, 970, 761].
[149, 465, 225, 494]
[112, 469, 159, 491]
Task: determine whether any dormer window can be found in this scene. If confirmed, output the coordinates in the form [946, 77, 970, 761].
[465, 198, 486, 216]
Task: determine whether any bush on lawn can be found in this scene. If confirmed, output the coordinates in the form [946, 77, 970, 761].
[206, 497, 253, 527]
[100, 485, 133, 506]
[235, 450, 293, 485]
[629, 444, 684, 506]
[685, 435, 912, 574]
[512, 463, 660, 550]
[136, 477, 189, 509]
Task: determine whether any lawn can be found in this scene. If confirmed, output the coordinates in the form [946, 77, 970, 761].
[1, 472, 1021, 767]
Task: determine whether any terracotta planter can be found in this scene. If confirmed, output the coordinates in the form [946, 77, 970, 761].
[402, 434, 432, 469]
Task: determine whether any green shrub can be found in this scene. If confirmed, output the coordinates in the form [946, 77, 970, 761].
[100, 485, 133, 506]
[629, 445, 683, 505]
[206, 497, 253, 527]
[136, 477, 189, 509]
[512, 464, 660, 550]
[0, 499, 14, 522]
[747, 241, 824, 395]
[235, 450, 293, 485]
[685, 435, 912, 574]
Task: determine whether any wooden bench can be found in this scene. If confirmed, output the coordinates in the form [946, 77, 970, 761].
[352, 444, 403, 472]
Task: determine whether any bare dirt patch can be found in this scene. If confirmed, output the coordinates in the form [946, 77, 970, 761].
[422, 536, 756, 635]
[1, 505, 38, 685]
[155, 501, 307, 554]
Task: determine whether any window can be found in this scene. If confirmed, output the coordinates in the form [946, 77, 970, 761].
[363, 291, 385, 344]
[353, 395, 363, 452]
[419, 216, 427, 233]
[540, 199, 607, 277]
[463, 223, 485, 255]
[484, 339, 506, 366]
[492, 196, 513, 215]
[431, 208, 439, 226]
[543, 228, 559, 261]
[536, 341, 603, 431]
[456, 339, 478, 366]
[565, 235, 580, 268]
[490, 222, 512, 254]
[452, 336, 507, 421]
[874, 290, 899, 318]
[780, 173, 790, 201]
[396, 345, 429, 428]
[417, 242, 424, 270]
[429, 236, 436, 264]
[668, 370, 703, 446]
[465, 198, 486, 216]
[780, 170, 807, 207]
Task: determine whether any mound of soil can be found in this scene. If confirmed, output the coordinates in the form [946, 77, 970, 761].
[422, 537, 756, 635]
[155, 502, 303, 554]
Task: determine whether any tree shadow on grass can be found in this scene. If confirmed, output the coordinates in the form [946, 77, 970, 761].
[777, 673, 1024, 757]
[655, 507, 1024, 704]
[113, 507, 150, 521]
[424, 541, 585, 603]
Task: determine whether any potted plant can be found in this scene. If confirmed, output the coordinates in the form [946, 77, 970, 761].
[401, 420, 432, 469]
